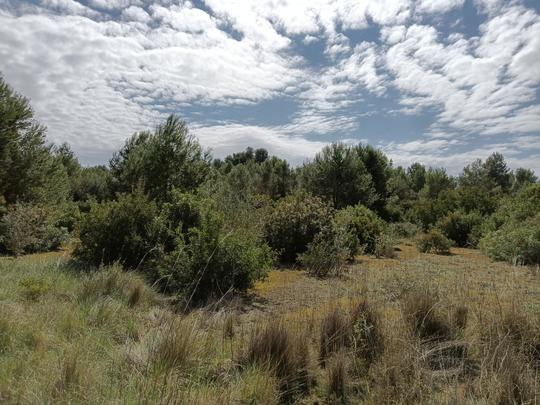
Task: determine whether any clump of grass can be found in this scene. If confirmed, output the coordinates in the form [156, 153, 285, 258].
[79, 265, 156, 307]
[401, 289, 451, 341]
[19, 276, 51, 301]
[350, 301, 384, 368]
[54, 349, 80, 397]
[222, 312, 235, 340]
[0, 317, 11, 354]
[319, 308, 349, 365]
[150, 317, 200, 374]
[244, 321, 311, 402]
[326, 353, 348, 403]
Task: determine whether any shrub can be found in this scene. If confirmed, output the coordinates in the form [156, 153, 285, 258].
[480, 215, 540, 265]
[373, 233, 396, 258]
[74, 191, 164, 268]
[19, 277, 51, 301]
[0, 203, 69, 255]
[416, 230, 452, 254]
[159, 208, 273, 304]
[334, 204, 385, 254]
[388, 221, 420, 239]
[298, 228, 349, 278]
[264, 193, 333, 262]
[436, 210, 483, 247]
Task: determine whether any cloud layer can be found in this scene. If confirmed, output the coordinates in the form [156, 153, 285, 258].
[0, 0, 538, 172]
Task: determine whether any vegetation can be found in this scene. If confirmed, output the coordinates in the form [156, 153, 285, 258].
[1, 75, 539, 403]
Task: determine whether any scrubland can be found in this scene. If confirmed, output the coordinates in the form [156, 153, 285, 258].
[1, 243, 538, 404]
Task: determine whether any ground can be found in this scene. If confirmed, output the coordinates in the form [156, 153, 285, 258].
[1, 242, 539, 404]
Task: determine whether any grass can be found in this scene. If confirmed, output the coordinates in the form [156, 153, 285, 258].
[1, 242, 539, 403]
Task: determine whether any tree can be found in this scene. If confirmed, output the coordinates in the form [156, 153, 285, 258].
[420, 168, 454, 199]
[0, 76, 69, 205]
[355, 144, 391, 214]
[407, 163, 427, 193]
[460, 153, 512, 192]
[512, 168, 537, 192]
[301, 143, 375, 209]
[110, 115, 211, 202]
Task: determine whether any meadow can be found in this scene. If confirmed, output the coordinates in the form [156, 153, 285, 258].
[1, 242, 538, 404]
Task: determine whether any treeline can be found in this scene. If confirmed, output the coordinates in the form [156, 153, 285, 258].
[1, 76, 539, 303]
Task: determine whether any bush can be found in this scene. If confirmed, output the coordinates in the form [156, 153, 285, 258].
[158, 207, 273, 304]
[333, 204, 385, 254]
[264, 193, 333, 262]
[74, 191, 164, 268]
[416, 230, 452, 254]
[388, 221, 420, 239]
[0, 203, 69, 255]
[436, 210, 483, 247]
[373, 233, 396, 258]
[298, 226, 350, 278]
[480, 215, 540, 265]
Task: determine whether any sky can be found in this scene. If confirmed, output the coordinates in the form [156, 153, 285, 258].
[0, 0, 539, 174]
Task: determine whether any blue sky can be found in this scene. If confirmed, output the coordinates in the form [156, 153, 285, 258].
[0, 0, 539, 173]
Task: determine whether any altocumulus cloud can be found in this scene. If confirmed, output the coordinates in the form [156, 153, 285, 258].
[0, 0, 538, 172]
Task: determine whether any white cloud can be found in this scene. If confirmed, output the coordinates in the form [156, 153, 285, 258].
[416, 0, 465, 14]
[193, 123, 328, 165]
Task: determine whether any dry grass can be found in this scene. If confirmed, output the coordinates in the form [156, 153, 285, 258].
[1, 241, 539, 404]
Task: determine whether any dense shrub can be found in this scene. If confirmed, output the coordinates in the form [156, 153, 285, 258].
[436, 210, 483, 247]
[264, 193, 333, 262]
[388, 221, 420, 238]
[333, 204, 385, 254]
[373, 233, 396, 259]
[74, 191, 164, 268]
[158, 208, 273, 304]
[416, 230, 452, 254]
[480, 215, 540, 265]
[298, 229, 349, 278]
[0, 204, 69, 255]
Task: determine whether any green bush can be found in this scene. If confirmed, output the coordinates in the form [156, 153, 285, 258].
[480, 215, 540, 265]
[298, 228, 349, 278]
[436, 210, 483, 247]
[333, 204, 385, 254]
[74, 191, 164, 268]
[373, 233, 396, 258]
[0, 203, 69, 255]
[416, 230, 452, 254]
[158, 208, 273, 304]
[264, 193, 333, 262]
[388, 222, 420, 239]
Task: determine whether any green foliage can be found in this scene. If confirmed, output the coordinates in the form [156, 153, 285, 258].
[0, 203, 69, 255]
[334, 204, 385, 254]
[480, 215, 540, 265]
[420, 168, 454, 199]
[355, 144, 391, 215]
[460, 153, 512, 192]
[300, 143, 376, 209]
[158, 207, 273, 304]
[264, 193, 333, 262]
[407, 163, 427, 193]
[373, 233, 396, 258]
[437, 210, 483, 247]
[388, 222, 420, 239]
[19, 276, 52, 301]
[416, 230, 452, 254]
[110, 115, 211, 202]
[74, 190, 164, 268]
[0, 76, 70, 205]
[298, 227, 350, 278]
[72, 166, 112, 202]
[511, 168, 537, 192]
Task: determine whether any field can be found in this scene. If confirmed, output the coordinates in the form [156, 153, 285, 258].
[1, 242, 539, 404]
